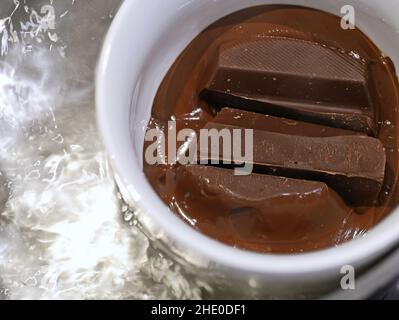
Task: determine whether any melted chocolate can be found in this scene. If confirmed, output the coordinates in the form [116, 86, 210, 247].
[173, 165, 352, 252]
[143, 5, 399, 253]
[203, 37, 377, 134]
[202, 110, 386, 206]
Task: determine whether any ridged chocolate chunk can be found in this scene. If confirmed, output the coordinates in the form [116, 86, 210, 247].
[203, 37, 377, 135]
[175, 165, 351, 241]
[201, 113, 386, 205]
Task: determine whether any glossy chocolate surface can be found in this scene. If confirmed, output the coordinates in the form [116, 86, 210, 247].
[143, 5, 399, 253]
[203, 37, 376, 134]
[202, 111, 386, 206]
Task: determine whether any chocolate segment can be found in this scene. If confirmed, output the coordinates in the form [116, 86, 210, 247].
[201, 120, 386, 205]
[214, 107, 364, 137]
[175, 165, 352, 244]
[203, 37, 377, 135]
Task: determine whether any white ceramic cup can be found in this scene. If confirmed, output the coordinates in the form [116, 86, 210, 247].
[96, 0, 399, 297]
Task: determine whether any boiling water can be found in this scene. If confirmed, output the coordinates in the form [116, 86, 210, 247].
[0, 0, 209, 299]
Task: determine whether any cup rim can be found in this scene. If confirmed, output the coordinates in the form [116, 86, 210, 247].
[96, 0, 399, 275]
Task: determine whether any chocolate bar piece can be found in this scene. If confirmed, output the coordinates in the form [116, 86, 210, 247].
[203, 37, 377, 135]
[201, 118, 386, 205]
[175, 165, 351, 241]
[214, 107, 364, 137]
